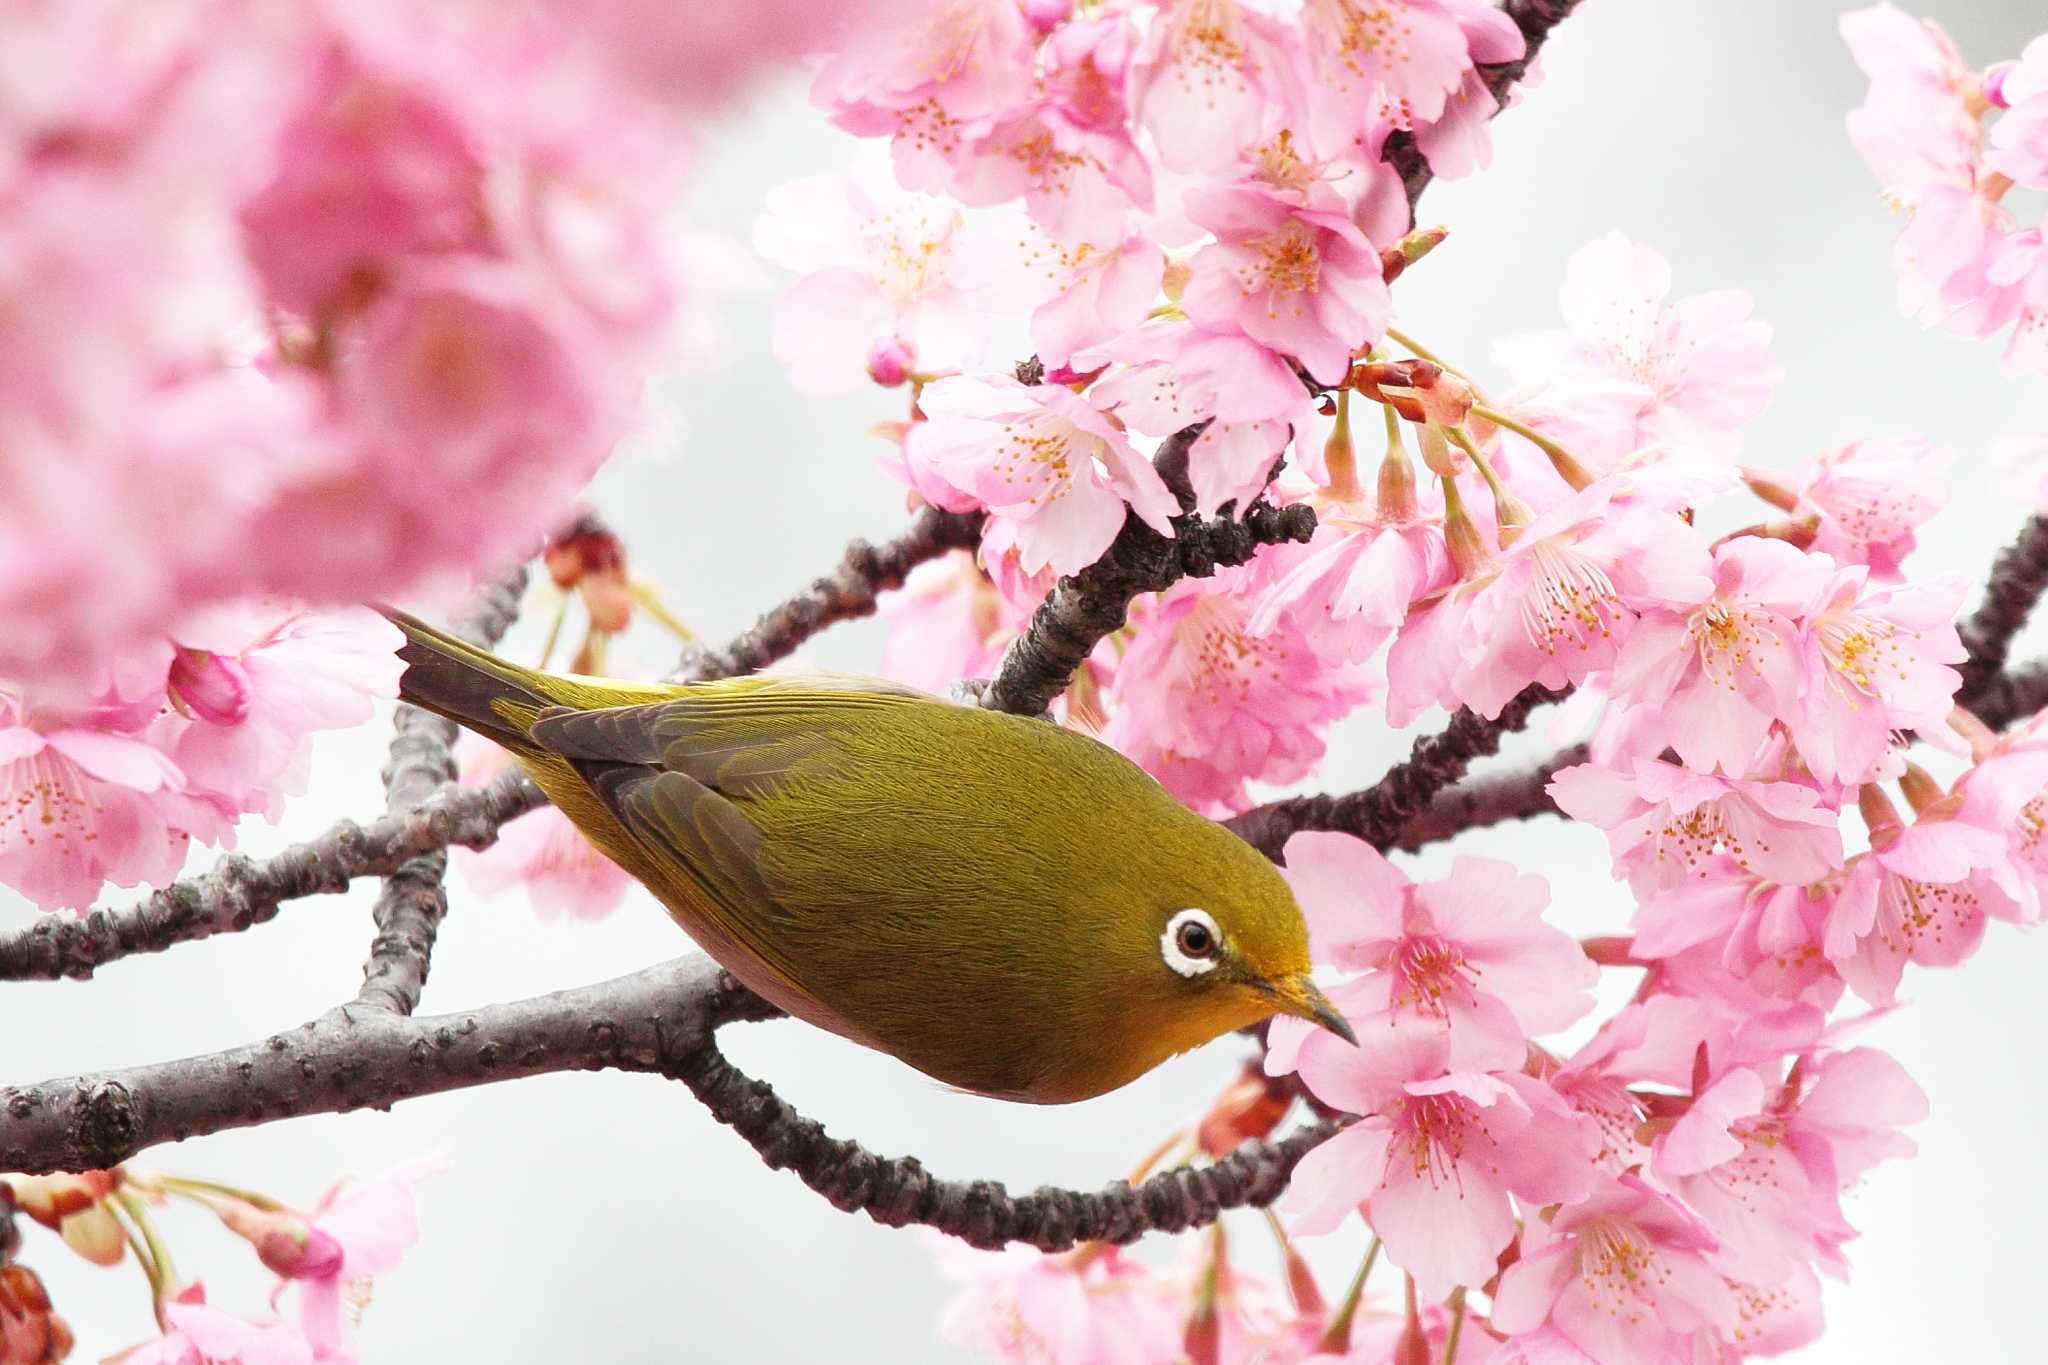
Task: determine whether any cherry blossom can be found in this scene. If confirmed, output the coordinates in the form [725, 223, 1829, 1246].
[1099, 567, 1377, 815]
[904, 375, 1180, 576]
[0, 692, 192, 913]
[1493, 232, 1781, 465]
[1385, 479, 1712, 724]
[1785, 436, 1952, 578]
[1284, 1033, 1598, 1298]
[930, 1237, 1184, 1365]
[1606, 536, 1827, 776]
[114, 1287, 314, 1365]
[1127, 0, 1304, 175]
[1788, 564, 1966, 787]
[1180, 177, 1390, 384]
[1549, 758, 1845, 898]
[1490, 1175, 1738, 1365]
[1266, 836, 1596, 1082]
[280, 1158, 441, 1357]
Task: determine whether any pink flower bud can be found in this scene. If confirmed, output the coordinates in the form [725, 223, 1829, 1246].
[865, 336, 915, 388]
[217, 1201, 344, 1280]
[1021, 0, 1070, 36]
[167, 648, 252, 726]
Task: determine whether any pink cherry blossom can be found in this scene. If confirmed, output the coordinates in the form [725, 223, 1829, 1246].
[1491, 1175, 1737, 1365]
[1841, 5, 1983, 207]
[283, 1157, 442, 1358]
[0, 691, 192, 914]
[1492, 232, 1781, 465]
[1294, 1, 1489, 157]
[904, 375, 1180, 576]
[1180, 178, 1389, 385]
[1821, 770, 2045, 1005]
[452, 737, 632, 922]
[1283, 1032, 1598, 1298]
[1789, 564, 1966, 787]
[1648, 1066, 1852, 1286]
[1548, 996, 1726, 1175]
[900, 17, 1154, 246]
[878, 550, 1020, 694]
[1266, 837, 1596, 1083]
[159, 606, 405, 821]
[1083, 323, 1314, 516]
[1629, 861, 1847, 1014]
[1788, 1045, 1929, 1188]
[1025, 222, 1166, 369]
[1987, 33, 2048, 188]
[1099, 568, 1377, 815]
[1128, 0, 1303, 175]
[1606, 535, 1828, 776]
[1248, 451, 1451, 665]
[115, 1286, 313, 1365]
[754, 165, 1018, 394]
[1788, 436, 1952, 578]
[812, 0, 1040, 135]
[1410, 6, 1527, 180]
[930, 1237, 1184, 1365]
[1548, 759, 1844, 898]
[1385, 479, 1713, 724]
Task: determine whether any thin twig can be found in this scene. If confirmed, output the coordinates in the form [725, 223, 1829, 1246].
[979, 484, 1318, 718]
[670, 507, 983, 683]
[1225, 686, 1565, 859]
[355, 566, 530, 1015]
[1957, 514, 2048, 702]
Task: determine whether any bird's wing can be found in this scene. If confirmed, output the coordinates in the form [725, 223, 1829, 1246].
[523, 677, 941, 1014]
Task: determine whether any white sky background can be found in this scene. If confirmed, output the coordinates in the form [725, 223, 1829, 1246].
[8, 1, 2048, 1360]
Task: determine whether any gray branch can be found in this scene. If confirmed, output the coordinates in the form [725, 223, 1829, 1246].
[356, 566, 531, 1015]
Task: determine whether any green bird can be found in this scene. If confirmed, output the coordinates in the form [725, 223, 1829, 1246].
[383, 609, 1354, 1104]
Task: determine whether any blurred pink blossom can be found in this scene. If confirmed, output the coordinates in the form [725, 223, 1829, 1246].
[454, 736, 631, 922]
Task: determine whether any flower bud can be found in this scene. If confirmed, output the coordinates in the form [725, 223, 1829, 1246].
[1022, 0, 1070, 35]
[865, 336, 915, 388]
[1, 1174, 115, 1233]
[1195, 1067, 1291, 1158]
[218, 1201, 344, 1281]
[1379, 225, 1448, 284]
[167, 649, 252, 727]
[0, 1263, 74, 1365]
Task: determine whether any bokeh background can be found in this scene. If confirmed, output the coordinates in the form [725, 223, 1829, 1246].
[8, 1, 2048, 1359]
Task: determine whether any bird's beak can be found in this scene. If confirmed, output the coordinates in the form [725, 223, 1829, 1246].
[1262, 973, 1358, 1047]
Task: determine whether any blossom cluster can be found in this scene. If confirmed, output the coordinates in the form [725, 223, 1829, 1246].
[1, 1159, 435, 1364]
[1843, 3, 2048, 371]
[0, 0, 912, 691]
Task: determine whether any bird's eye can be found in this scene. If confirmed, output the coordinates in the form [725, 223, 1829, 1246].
[1161, 908, 1223, 978]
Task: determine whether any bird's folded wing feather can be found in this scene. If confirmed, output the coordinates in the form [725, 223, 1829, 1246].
[523, 677, 941, 1010]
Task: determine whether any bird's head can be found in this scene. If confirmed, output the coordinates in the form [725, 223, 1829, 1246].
[1145, 890, 1357, 1050]
[1068, 844, 1357, 1104]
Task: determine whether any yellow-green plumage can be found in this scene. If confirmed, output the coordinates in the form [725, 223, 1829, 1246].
[384, 609, 1351, 1103]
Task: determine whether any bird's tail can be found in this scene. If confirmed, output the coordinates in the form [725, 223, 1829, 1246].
[378, 606, 551, 754]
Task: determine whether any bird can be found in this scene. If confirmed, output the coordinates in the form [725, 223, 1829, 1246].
[381, 608, 1356, 1104]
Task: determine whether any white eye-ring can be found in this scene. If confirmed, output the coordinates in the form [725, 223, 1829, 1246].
[1162, 908, 1223, 978]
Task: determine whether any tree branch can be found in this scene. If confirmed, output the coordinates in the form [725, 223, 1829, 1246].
[1384, 0, 1586, 208]
[355, 567, 531, 1016]
[669, 506, 983, 684]
[979, 481, 1318, 718]
[0, 952, 1337, 1250]
[1225, 685, 1566, 859]
[1383, 743, 1586, 852]
[1957, 513, 2048, 703]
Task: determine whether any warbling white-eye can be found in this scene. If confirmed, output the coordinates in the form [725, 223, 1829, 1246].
[382, 609, 1356, 1103]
